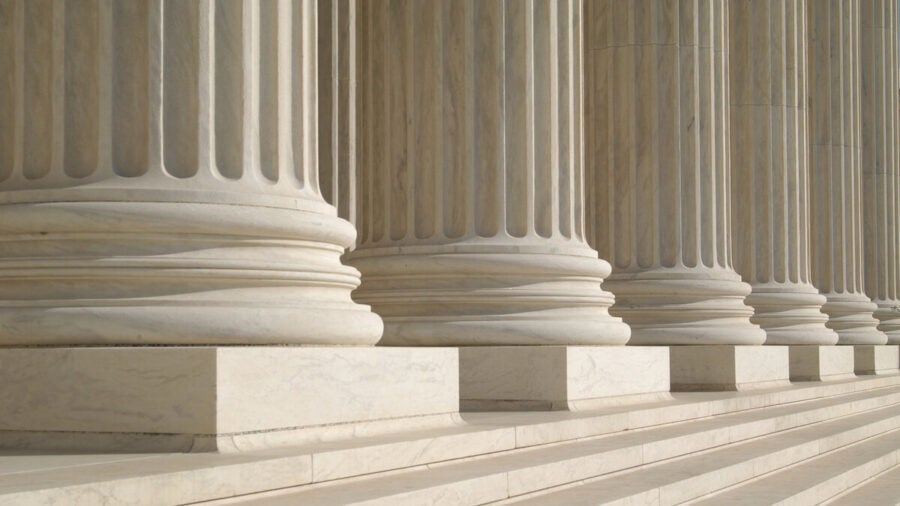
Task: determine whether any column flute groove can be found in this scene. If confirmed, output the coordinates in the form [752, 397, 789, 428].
[349, 0, 630, 346]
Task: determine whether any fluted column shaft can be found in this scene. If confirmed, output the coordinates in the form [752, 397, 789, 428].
[729, 0, 838, 345]
[349, 0, 630, 346]
[585, 0, 765, 345]
[861, 0, 900, 343]
[0, 0, 381, 345]
[807, 0, 886, 344]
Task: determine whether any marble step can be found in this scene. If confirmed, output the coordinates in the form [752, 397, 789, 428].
[208, 390, 900, 505]
[688, 430, 900, 505]
[3, 376, 899, 506]
[824, 464, 900, 506]
[504, 403, 900, 506]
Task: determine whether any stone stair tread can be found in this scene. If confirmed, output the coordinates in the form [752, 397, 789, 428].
[691, 430, 900, 505]
[5, 379, 896, 499]
[505, 403, 900, 505]
[4, 378, 900, 506]
[218, 392, 900, 505]
[825, 464, 900, 506]
[464, 376, 900, 447]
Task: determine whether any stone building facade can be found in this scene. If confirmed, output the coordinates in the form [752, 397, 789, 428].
[0, 0, 899, 456]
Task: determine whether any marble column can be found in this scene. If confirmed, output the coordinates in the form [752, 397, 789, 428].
[0, 0, 381, 345]
[807, 0, 887, 346]
[0, 1, 465, 451]
[349, 0, 629, 348]
[728, 0, 839, 347]
[585, 0, 766, 347]
[861, 0, 900, 344]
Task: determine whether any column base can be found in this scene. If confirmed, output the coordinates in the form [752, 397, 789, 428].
[788, 346, 856, 381]
[669, 345, 790, 391]
[853, 345, 900, 375]
[0, 347, 458, 453]
[459, 346, 671, 411]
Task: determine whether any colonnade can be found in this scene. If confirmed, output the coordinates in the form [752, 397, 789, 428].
[0, 0, 899, 449]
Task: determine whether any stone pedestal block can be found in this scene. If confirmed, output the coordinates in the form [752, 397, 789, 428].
[669, 346, 790, 391]
[789, 346, 856, 382]
[459, 347, 670, 411]
[0, 347, 458, 452]
[854, 345, 900, 375]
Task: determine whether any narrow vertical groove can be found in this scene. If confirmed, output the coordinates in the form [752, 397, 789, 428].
[290, 0, 307, 188]
[371, 2, 386, 242]
[49, 0, 64, 179]
[146, 0, 163, 173]
[523, 0, 536, 237]
[343, 0, 357, 224]
[258, 0, 278, 182]
[0, 0, 17, 183]
[477, 0, 502, 238]
[64, 0, 99, 178]
[96, 1, 112, 176]
[414, 1, 438, 240]
[196, 0, 213, 178]
[388, 0, 409, 241]
[502, 0, 524, 238]
[317, 0, 335, 202]
[534, 0, 553, 238]
[275, 0, 293, 185]
[355, 2, 376, 244]
[241, 0, 258, 182]
[214, 0, 243, 180]
[22, 0, 54, 180]
[356, 0, 370, 242]
[681, 0, 699, 268]
[162, 0, 199, 178]
[558, 0, 573, 240]
[571, 0, 584, 242]
[442, 0, 465, 238]
[304, 0, 319, 195]
[404, 1, 416, 240]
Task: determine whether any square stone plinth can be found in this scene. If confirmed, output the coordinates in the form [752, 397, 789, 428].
[459, 346, 671, 411]
[789, 345, 856, 381]
[854, 345, 900, 375]
[0, 347, 458, 452]
[669, 345, 790, 391]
